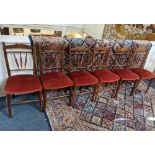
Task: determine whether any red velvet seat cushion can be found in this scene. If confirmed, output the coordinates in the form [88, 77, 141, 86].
[113, 69, 139, 81]
[5, 75, 42, 95]
[40, 72, 73, 90]
[92, 70, 120, 83]
[131, 68, 155, 79]
[69, 71, 98, 86]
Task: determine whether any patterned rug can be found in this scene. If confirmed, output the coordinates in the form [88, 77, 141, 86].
[46, 82, 155, 131]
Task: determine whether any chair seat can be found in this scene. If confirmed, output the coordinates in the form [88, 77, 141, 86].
[131, 68, 155, 79]
[69, 71, 98, 86]
[113, 69, 139, 81]
[40, 72, 73, 90]
[5, 75, 42, 95]
[92, 70, 120, 83]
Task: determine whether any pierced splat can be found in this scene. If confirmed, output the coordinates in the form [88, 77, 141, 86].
[69, 47, 90, 72]
[38, 45, 64, 75]
[112, 47, 132, 69]
[92, 47, 111, 71]
[13, 52, 19, 69]
[131, 48, 148, 68]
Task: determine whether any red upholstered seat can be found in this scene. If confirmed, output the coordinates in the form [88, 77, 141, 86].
[5, 75, 42, 95]
[69, 71, 99, 86]
[113, 69, 139, 81]
[92, 70, 120, 83]
[40, 72, 73, 90]
[131, 68, 155, 80]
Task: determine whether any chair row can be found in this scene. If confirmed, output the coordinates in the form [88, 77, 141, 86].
[3, 42, 155, 118]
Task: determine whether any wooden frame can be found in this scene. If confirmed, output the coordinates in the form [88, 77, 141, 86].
[38, 44, 64, 75]
[92, 47, 111, 71]
[112, 47, 133, 69]
[68, 46, 90, 72]
[38, 44, 72, 112]
[3, 43, 42, 118]
[68, 46, 98, 106]
[92, 47, 119, 98]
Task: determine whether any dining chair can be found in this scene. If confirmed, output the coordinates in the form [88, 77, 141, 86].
[68, 46, 99, 106]
[91, 47, 120, 98]
[130, 47, 155, 93]
[38, 44, 73, 112]
[3, 43, 43, 118]
[112, 47, 140, 98]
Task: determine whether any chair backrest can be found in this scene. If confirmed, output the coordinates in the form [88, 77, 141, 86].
[91, 47, 111, 71]
[131, 47, 149, 68]
[38, 44, 64, 75]
[112, 47, 132, 69]
[68, 46, 90, 72]
[3, 43, 36, 77]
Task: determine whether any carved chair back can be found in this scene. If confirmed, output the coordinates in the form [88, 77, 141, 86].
[68, 46, 91, 72]
[91, 47, 111, 71]
[3, 43, 36, 77]
[131, 47, 149, 68]
[38, 44, 64, 76]
[112, 47, 132, 69]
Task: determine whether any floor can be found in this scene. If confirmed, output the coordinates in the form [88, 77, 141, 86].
[46, 81, 155, 131]
[0, 81, 155, 131]
[0, 94, 51, 131]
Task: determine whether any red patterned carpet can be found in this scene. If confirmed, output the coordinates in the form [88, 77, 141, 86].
[46, 82, 155, 131]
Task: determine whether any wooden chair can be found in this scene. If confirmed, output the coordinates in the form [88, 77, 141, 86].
[130, 47, 155, 93]
[91, 47, 120, 98]
[3, 43, 43, 118]
[38, 44, 73, 112]
[68, 46, 99, 106]
[112, 47, 140, 97]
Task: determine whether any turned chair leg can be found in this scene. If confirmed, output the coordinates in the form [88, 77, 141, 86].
[71, 86, 77, 107]
[39, 91, 43, 112]
[43, 90, 47, 112]
[130, 79, 141, 96]
[68, 87, 73, 106]
[146, 78, 153, 93]
[114, 80, 123, 98]
[112, 81, 119, 98]
[92, 84, 99, 102]
[6, 94, 12, 118]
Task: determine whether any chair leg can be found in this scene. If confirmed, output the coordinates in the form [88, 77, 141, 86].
[114, 80, 123, 98]
[130, 79, 141, 96]
[145, 78, 153, 93]
[39, 91, 43, 112]
[112, 81, 119, 98]
[43, 90, 47, 112]
[6, 94, 12, 118]
[71, 86, 77, 107]
[68, 87, 73, 106]
[92, 84, 99, 102]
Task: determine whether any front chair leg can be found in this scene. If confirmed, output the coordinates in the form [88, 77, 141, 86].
[114, 80, 123, 99]
[6, 94, 12, 118]
[92, 83, 99, 102]
[145, 78, 153, 93]
[112, 81, 119, 98]
[71, 85, 77, 107]
[130, 79, 141, 96]
[43, 90, 47, 112]
[39, 91, 43, 112]
[68, 87, 73, 106]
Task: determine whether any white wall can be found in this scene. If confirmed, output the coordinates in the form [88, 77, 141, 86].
[144, 42, 155, 72]
[83, 24, 105, 39]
